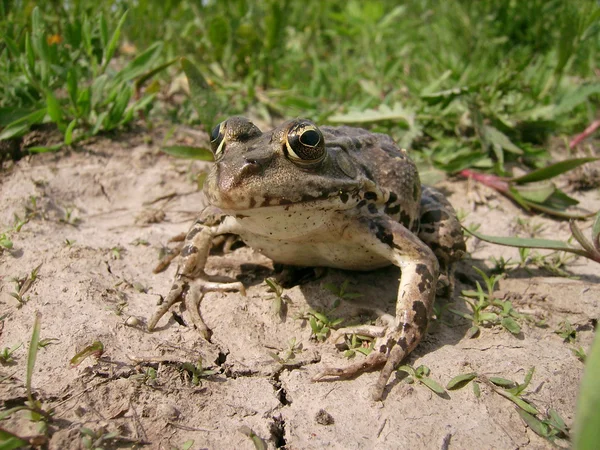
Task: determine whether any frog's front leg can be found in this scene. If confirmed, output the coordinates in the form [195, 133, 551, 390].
[314, 216, 438, 401]
[147, 207, 245, 337]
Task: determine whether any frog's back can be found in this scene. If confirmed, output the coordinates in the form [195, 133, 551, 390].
[322, 125, 421, 229]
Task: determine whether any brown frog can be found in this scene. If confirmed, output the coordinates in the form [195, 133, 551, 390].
[149, 117, 465, 400]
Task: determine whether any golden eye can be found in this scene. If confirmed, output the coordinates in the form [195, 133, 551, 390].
[210, 121, 226, 159]
[285, 121, 326, 166]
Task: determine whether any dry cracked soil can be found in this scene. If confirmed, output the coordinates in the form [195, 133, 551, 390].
[0, 126, 598, 450]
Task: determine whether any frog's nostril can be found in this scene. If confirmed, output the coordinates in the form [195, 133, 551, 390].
[240, 159, 263, 176]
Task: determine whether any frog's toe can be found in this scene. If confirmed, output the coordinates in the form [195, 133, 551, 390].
[312, 351, 387, 382]
[148, 277, 245, 335]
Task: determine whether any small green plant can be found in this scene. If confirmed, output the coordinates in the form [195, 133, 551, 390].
[265, 278, 289, 319]
[302, 309, 344, 342]
[397, 364, 446, 395]
[0, 313, 55, 441]
[70, 341, 105, 367]
[268, 337, 303, 365]
[132, 366, 157, 385]
[64, 238, 76, 247]
[0, 343, 22, 365]
[447, 367, 570, 444]
[59, 207, 80, 226]
[0, 232, 13, 250]
[450, 267, 524, 338]
[323, 279, 363, 300]
[342, 333, 374, 358]
[555, 320, 577, 343]
[110, 246, 124, 260]
[9, 263, 42, 307]
[80, 427, 119, 450]
[181, 357, 217, 386]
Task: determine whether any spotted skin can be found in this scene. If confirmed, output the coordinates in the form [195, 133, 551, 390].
[150, 117, 465, 400]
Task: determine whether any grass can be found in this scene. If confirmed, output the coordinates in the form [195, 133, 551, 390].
[1, 0, 599, 176]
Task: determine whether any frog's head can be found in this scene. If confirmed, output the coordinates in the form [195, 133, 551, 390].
[204, 117, 367, 213]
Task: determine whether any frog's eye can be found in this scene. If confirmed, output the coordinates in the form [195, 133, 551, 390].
[285, 121, 326, 166]
[210, 122, 226, 159]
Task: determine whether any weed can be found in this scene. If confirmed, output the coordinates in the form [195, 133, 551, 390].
[450, 266, 526, 337]
[9, 263, 42, 307]
[555, 320, 577, 343]
[181, 357, 217, 386]
[80, 427, 119, 450]
[397, 364, 446, 395]
[342, 334, 374, 358]
[323, 279, 363, 300]
[70, 341, 104, 367]
[0, 313, 55, 441]
[64, 239, 76, 247]
[110, 246, 124, 260]
[1, 7, 172, 147]
[265, 278, 289, 319]
[302, 308, 344, 342]
[268, 337, 303, 365]
[0, 343, 22, 365]
[447, 367, 570, 444]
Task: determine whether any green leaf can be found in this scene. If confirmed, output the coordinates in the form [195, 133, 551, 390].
[64, 120, 76, 145]
[113, 41, 163, 85]
[472, 381, 481, 397]
[26, 312, 41, 403]
[512, 158, 599, 184]
[0, 428, 29, 450]
[160, 146, 214, 161]
[496, 389, 539, 415]
[45, 91, 63, 125]
[70, 340, 104, 367]
[0, 108, 47, 140]
[479, 312, 498, 323]
[484, 125, 523, 155]
[101, 10, 129, 73]
[67, 69, 78, 112]
[574, 329, 600, 449]
[420, 377, 446, 395]
[134, 57, 178, 93]
[463, 227, 590, 257]
[517, 409, 551, 439]
[329, 102, 414, 125]
[466, 325, 480, 339]
[447, 372, 477, 390]
[181, 57, 221, 130]
[489, 377, 515, 388]
[513, 182, 556, 204]
[27, 144, 63, 153]
[501, 317, 521, 335]
[592, 211, 600, 252]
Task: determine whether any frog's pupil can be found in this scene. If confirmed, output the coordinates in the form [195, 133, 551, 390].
[300, 129, 320, 147]
[210, 124, 221, 142]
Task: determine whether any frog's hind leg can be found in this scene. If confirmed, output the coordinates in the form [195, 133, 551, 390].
[417, 186, 466, 297]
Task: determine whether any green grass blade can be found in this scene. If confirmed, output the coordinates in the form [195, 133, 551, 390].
[0, 427, 29, 450]
[64, 119, 76, 145]
[161, 146, 214, 161]
[26, 312, 42, 404]
[113, 41, 162, 85]
[181, 57, 221, 130]
[574, 330, 600, 449]
[512, 158, 600, 184]
[101, 10, 129, 74]
[446, 373, 478, 390]
[45, 91, 63, 125]
[463, 227, 589, 257]
[592, 211, 600, 251]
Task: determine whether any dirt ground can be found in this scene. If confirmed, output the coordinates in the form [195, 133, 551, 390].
[0, 126, 598, 450]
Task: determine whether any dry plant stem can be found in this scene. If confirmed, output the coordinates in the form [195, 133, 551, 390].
[458, 170, 509, 193]
[570, 119, 600, 150]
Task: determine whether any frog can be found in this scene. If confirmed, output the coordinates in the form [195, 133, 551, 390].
[148, 116, 465, 400]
